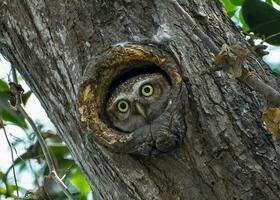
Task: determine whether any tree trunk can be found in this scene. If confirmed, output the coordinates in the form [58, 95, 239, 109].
[1, 0, 280, 199]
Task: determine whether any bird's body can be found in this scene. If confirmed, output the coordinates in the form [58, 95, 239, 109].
[106, 73, 171, 132]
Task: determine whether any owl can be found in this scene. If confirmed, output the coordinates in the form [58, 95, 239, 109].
[106, 73, 171, 132]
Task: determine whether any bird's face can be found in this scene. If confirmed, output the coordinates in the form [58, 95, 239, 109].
[106, 73, 171, 132]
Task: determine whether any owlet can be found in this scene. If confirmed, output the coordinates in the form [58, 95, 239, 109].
[106, 73, 171, 132]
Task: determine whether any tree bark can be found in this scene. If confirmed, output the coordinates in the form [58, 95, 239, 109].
[1, 0, 280, 199]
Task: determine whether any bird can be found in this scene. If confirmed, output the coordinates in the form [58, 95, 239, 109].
[106, 73, 171, 132]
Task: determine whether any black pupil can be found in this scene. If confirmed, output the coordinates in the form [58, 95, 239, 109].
[144, 87, 150, 93]
[120, 102, 127, 109]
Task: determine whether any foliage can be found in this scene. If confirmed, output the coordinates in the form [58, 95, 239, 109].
[0, 79, 27, 128]
[221, 0, 280, 73]
[0, 77, 92, 199]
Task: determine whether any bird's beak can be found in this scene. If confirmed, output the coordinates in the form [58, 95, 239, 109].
[136, 103, 146, 119]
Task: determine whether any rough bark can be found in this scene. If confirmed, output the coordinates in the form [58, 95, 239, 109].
[1, 0, 280, 199]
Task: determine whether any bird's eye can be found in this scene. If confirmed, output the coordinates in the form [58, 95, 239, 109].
[117, 100, 129, 113]
[141, 84, 154, 97]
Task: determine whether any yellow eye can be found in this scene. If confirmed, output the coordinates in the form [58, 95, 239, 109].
[141, 84, 154, 97]
[117, 100, 129, 113]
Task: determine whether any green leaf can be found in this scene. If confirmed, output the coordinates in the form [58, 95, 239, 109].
[48, 143, 70, 158]
[266, 0, 273, 5]
[239, 8, 250, 31]
[0, 79, 9, 91]
[0, 187, 6, 195]
[271, 65, 280, 73]
[221, 0, 238, 15]
[18, 162, 27, 172]
[76, 196, 88, 200]
[1, 110, 27, 128]
[0, 184, 19, 197]
[228, 9, 238, 17]
[242, 0, 280, 45]
[273, 0, 280, 6]
[7, 185, 17, 193]
[0, 171, 4, 179]
[230, 0, 244, 5]
[58, 159, 75, 171]
[0, 91, 27, 128]
[71, 169, 91, 194]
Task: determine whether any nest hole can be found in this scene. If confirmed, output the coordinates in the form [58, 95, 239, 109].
[101, 61, 172, 131]
[105, 62, 171, 104]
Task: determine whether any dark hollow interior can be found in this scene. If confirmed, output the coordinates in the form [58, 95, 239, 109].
[101, 61, 172, 131]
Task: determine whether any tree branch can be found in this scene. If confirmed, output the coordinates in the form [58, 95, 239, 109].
[241, 68, 280, 107]
[0, 118, 19, 199]
[9, 69, 74, 200]
[171, 0, 280, 107]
